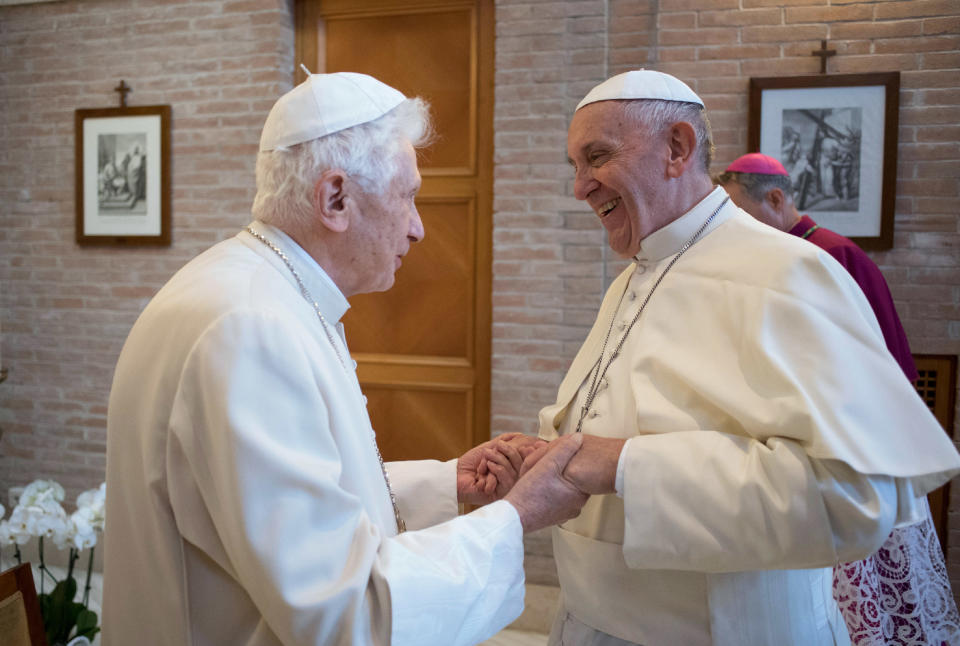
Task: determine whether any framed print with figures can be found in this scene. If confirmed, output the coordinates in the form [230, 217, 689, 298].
[75, 105, 171, 246]
[748, 72, 899, 250]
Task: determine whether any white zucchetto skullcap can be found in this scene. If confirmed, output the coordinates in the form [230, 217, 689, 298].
[575, 70, 704, 112]
[259, 71, 407, 152]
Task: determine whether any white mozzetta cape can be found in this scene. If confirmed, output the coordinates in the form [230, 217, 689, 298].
[539, 188, 960, 646]
[103, 222, 524, 646]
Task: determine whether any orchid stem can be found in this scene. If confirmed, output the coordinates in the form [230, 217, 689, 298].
[39, 536, 44, 595]
[37, 537, 58, 590]
[83, 547, 95, 607]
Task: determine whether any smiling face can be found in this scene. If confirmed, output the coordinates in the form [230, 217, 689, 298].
[567, 101, 674, 258]
[342, 143, 424, 296]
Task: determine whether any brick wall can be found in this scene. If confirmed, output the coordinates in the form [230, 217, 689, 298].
[491, 0, 960, 591]
[0, 0, 293, 500]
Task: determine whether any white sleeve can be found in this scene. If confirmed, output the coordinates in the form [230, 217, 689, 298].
[619, 431, 901, 572]
[386, 459, 459, 530]
[387, 501, 524, 645]
[168, 311, 524, 646]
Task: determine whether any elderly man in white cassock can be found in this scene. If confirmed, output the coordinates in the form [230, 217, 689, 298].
[102, 71, 588, 646]
[520, 70, 960, 645]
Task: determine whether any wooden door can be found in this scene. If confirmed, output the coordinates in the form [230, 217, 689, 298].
[295, 0, 493, 461]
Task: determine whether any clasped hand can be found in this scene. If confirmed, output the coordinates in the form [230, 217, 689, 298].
[458, 433, 624, 504]
[456, 433, 546, 505]
[457, 433, 623, 532]
[457, 433, 593, 532]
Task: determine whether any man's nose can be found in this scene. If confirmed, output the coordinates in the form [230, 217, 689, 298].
[573, 169, 598, 201]
[408, 208, 425, 243]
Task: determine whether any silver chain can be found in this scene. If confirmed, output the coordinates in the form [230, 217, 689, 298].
[575, 197, 729, 433]
[244, 226, 406, 533]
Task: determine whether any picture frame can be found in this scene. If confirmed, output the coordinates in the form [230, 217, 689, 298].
[75, 105, 171, 245]
[748, 72, 899, 250]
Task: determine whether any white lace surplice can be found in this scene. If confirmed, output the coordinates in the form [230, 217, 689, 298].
[834, 504, 960, 646]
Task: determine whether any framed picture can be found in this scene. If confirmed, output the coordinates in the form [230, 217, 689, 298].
[748, 72, 899, 250]
[75, 105, 171, 245]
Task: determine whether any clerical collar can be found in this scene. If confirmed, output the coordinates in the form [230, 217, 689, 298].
[634, 186, 734, 263]
[789, 215, 819, 239]
[243, 220, 351, 325]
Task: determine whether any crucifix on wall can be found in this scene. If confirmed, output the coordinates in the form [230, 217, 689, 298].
[811, 40, 837, 74]
[114, 80, 132, 107]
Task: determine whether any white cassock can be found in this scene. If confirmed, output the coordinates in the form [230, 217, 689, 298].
[540, 187, 960, 646]
[103, 221, 524, 646]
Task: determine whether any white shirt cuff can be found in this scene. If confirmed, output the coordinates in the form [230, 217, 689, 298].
[614, 437, 635, 498]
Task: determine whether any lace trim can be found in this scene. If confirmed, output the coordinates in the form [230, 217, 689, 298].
[833, 511, 960, 645]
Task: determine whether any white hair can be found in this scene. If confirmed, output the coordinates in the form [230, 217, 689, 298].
[251, 97, 433, 229]
[625, 99, 714, 171]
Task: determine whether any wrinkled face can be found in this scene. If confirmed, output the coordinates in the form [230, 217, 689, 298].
[567, 101, 669, 257]
[345, 143, 424, 295]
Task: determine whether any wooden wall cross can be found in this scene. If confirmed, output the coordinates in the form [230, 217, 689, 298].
[114, 80, 131, 107]
[811, 40, 836, 74]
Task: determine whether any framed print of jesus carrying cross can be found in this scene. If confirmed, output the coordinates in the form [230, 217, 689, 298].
[748, 72, 899, 251]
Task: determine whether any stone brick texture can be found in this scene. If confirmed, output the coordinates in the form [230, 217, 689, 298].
[1, 0, 959, 599]
[0, 0, 294, 500]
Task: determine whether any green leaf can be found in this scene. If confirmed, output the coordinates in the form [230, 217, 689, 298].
[44, 577, 81, 643]
[64, 601, 83, 632]
[37, 574, 100, 644]
[38, 592, 51, 617]
[76, 608, 97, 633]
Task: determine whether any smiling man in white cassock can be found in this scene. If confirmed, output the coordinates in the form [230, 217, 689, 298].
[521, 70, 960, 645]
[102, 71, 588, 646]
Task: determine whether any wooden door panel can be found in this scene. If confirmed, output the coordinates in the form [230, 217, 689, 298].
[297, 0, 493, 460]
[324, 8, 475, 173]
[346, 197, 474, 358]
[365, 386, 470, 460]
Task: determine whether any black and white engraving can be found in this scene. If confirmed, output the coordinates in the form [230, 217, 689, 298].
[781, 107, 862, 213]
[97, 132, 147, 215]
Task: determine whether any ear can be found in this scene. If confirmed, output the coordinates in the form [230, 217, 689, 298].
[665, 122, 698, 179]
[765, 187, 785, 212]
[313, 169, 351, 234]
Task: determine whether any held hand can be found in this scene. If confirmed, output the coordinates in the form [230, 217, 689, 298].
[504, 434, 590, 533]
[518, 440, 550, 478]
[497, 433, 548, 460]
[458, 436, 526, 505]
[561, 435, 626, 495]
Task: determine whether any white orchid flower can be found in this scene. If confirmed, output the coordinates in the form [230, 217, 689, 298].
[70, 508, 98, 550]
[19, 479, 66, 507]
[75, 483, 106, 532]
[0, 519, 15, 548]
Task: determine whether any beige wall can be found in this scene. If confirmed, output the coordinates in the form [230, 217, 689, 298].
[1, 0, 958, 593]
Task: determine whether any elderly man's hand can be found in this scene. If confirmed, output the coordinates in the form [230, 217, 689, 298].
[562, 435, 626, 495]
[496, 433, 548, 462]
[504, 434, 590, 533]
[457, 436, 526, 505]
[519, 434, 625, 495]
